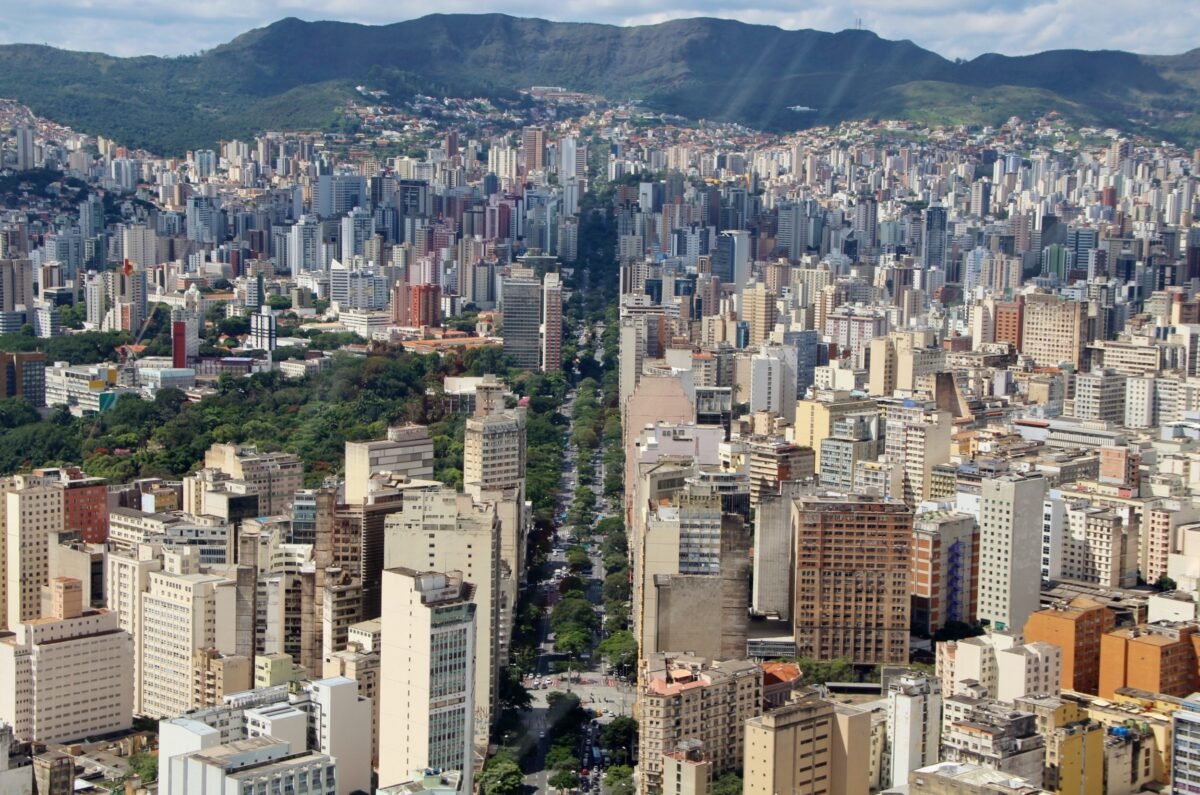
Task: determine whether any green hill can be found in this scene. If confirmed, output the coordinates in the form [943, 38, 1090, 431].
[1, 14, 1198, 153]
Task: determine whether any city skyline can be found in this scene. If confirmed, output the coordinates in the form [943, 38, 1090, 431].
[1, 0, 1197, 61]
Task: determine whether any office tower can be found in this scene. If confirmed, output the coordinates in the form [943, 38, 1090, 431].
[6, 485, 63, 627]
[390, 279, 410, 325]
[911, 511, 979, 636]
[340, 206, 374, 262]
[106, 543, 163, 714]
[378, 569, 476, 791]
[344, 425, 434, 505]
[14, 126, 34, 171]
[463, 377, 527, 496]
[752, 486, 796, 620]
[384, 489, 501, 753]
[186, 195, 221, 244]
[500, 269, 542, 369]
[975, 474, 1048, 633]
[743, 690, 869, 795]
[0, 578, 132, 742]
[541, 271, 562, 372]
[1020, 294, 1087, 369]
[1, 352, 46, 407]
[204, 443, 303, 514]
[1024, 597, 1115, 695]
[793, 391, 877, 472]
[922, 204, 948, 269]
[793, 495, 912, 664]
[637, 654, 762, 795]
[248, 305, 277, 351]
[521, 126, 546, 173]
[887, 673, 943, 789]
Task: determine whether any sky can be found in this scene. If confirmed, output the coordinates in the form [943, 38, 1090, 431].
[0, 0, 1196, 60]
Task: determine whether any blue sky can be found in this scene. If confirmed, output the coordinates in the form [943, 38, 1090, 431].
[0, 0, 1196, 59]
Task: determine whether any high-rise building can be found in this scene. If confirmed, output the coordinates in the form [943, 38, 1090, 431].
[792, 495, 912, 664]
[0, 578, 132, 742]
[500, 269, 542, 369]
[637, 654, 763, 795]
[743, 690, 869, 795]
[887, 673, 943, 789]
[541, 271, 563, 372]
[1020, 294, 1087, 369]
[6, 484, 63, 627]
[384, 489, 501, 753]
[1023, 597, 1115, 695]
[1173, 703, 1200, 793]
[248, 305, 277, 351]
[463, 377, 527, 497]
[378, 569, 476, 791]
[14, 126, 34, 171]
[204, 443, 303, 514]
[937, 633, 1061, 704]
[922, 204, 948, 269]
[521, 127, 546, 174]
[911, 511, 979, 636]
[340, 206, 374, 262]
[1098, 622, 1200, 699]
[882, 398, 952, 506]
[975, 474, 1048, 633]
[344, 425, 434, 505]
[139, 565, 243, 718]
[1, 352, 46, 407]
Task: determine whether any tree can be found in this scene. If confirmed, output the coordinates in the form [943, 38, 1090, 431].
[711, 773, 742, 795]
[1157, 575, 1178, 592]
[602, 571, 630, 602]
[128, 752, 157, 783]
[478, 757, 523, 795]
[605, 766, 634, 795]
[548, 769, 578, 793]
[545, 745, 579, 771]
[498, 667, 531, 712]
[555, 627, 591, 658]
[599, 717, 638, 763]
[597, 630, 637, 671]
[566, 546, 591, 573]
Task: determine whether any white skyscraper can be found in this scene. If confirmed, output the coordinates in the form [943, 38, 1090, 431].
[340, 206, 375, 263]
[975, 473, 1048, 633]
[887, 672, 942, 788]
[379, 569, 476, 792]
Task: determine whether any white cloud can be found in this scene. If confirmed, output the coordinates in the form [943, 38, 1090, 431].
[0, 0, 1195, 59]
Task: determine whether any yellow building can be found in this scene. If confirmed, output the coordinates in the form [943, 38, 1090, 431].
[1014, 695, 1103, 795]
[792, 390, 876, 472]
[744, 690, 868, 795]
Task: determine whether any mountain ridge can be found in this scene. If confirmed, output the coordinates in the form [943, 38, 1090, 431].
[1, 14, 1198, 153]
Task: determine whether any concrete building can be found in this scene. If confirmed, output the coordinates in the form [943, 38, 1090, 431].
[743, 690, 868, 795]
[881, 398, 952, 506]
[0, 578, 132, 742]
[976, 474, 1048, 633]
[908, 761, 1044, 794]
[911, 511, 979, 636]
[500, 269, 542, 369]
[6, 485, 64, 628]
[541, 271, 563, 372]
[941, 689, 1045, 785]
[792, 495, 912, 664]
[1021, 294, 1087, 369]
[378, 569, 476, 792]
[937, 633, 1061, 704]
[1098, 622, 1200, 699]
[384, 489, 502, 754]
[203, 443, 303, 514]
[661, 742, 711, 795]
[344, 425, 434, 505]
[888, 673, 943, 789]
[463, 377, 527, 498]
[637, 654, 762, 795]
[1023, 597, 1115, 695]
[140, 564, 244, 719]
[164, 737, 336, 795]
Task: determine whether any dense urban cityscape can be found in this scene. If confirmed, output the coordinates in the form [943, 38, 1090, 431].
[2, 11, 1200, 795]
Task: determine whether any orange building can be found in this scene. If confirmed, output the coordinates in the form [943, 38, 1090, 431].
[408, 283, 441, 328]
[1024, 596, 1115, 695]
[993, 299, 1024, 350]
[1097, 622, 1200, 699]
